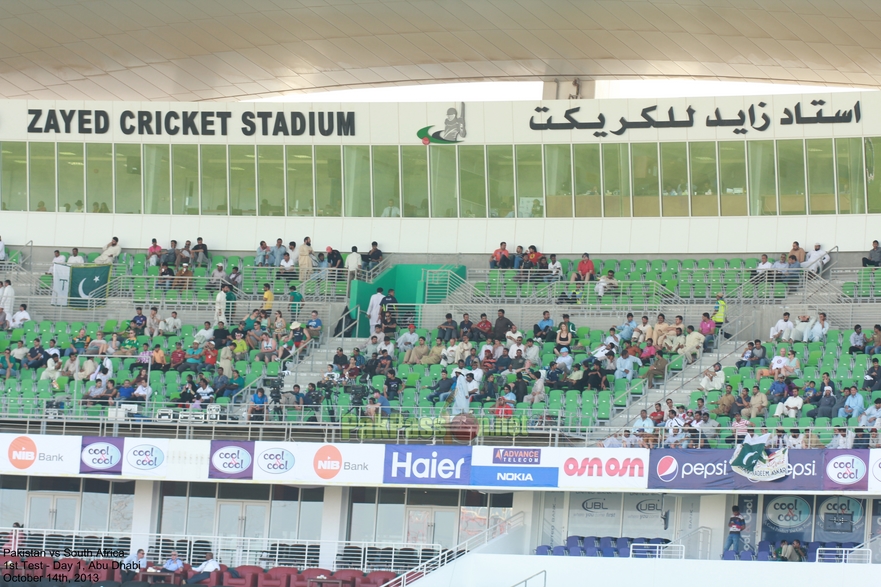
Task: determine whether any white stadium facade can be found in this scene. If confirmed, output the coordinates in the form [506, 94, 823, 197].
[0, 2, 880, 587]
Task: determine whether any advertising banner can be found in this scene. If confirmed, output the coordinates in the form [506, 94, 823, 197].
[647, 449, 851, 492]
[383, 445, 471, 485]
[761, 494, 814, 544]
[470, 447, 558, 488]
[80, 436, 125, 475]
[252, 442, 384, 484]
[867, 449, 881, 493]
[208, 440, 254, 480]
[813, 496, 866, 543]
[121, 437, 170, 478]
[0, 434, 80, 476]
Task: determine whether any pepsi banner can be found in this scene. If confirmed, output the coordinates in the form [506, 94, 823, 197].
[649, 449, 869, 492]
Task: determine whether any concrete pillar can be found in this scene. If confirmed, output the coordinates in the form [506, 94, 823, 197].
[130, 480, 161, 555]
[512, 491, 540, 555]
[317, 487, 348, 569]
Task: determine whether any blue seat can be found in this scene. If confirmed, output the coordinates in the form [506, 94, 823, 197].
[599, 537, 614, 549]
[756, 551, 771, 561]
[601, 547, 616, 558]
[757, 540, 771, 553]
[739, 550, 754, 560]
[568, 546, 583, 557]
[615, 537, 630, 550]
[552, 546, 566, 556]
[722, 551, 737, 560]
[617, 546, 630, 558]
[566, 535, 582, 548]
[582, 535, 598, 548]
[584, 546, 599, 557]
[535, 545, 550, 556]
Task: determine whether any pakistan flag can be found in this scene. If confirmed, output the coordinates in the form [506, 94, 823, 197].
[730, 433, 789, 482]
[69, 264, 111, 308]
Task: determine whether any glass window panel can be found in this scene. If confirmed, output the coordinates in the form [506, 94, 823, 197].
[314, 145, 342, 217]
[269, 500, 299, 540]
[0, 484, 26, 528]
[172, 145, 199, 215]
[689, 142, 719, 216]
[573, 144, 601, 217]
[747, 140, 776, 215]
[343, 145, 371, 217]
[602, 144, 630, 217]
[458, 145, 486, 218]
[1, 142, 27, 211]
[631, 143, 660, 217]
[109, 492, 134, 533]
[401, 146, 428, 217]
[228, 145, 256, 216]
[257, 145, 284, 216]
[81, 490, 110, 532]
[86, 143, 113, 213]
[515, 145, 543, 218]
[806, 139, 835, 214]
[429, 146, 457, 217]
[286, 145, 313, 216]
[837, 137, 865, 214]
[57, 143, 84, 213]
[115, 143, 142, 214]
[298, 501, 323, 540]
[777, 140, 807, 215]
[867, 138, 881, 213]
[567, 493, 622, 538]
[143, 145, 170, 215]
[373, 146, 400, 217]
[622, 494, 673, 539]
[719, 142, 748, 216]
[160, 493, 186, 535]
[544, 144, 572, 217]
[29, 142, 56, 212]
[460, 506, 488, 540]
[349, 488, 377, 542]
[660, 142, 688, 216]
[186, 495, 216, 535]
[201, 145, 228, 215]
[487, 145, 514, 218]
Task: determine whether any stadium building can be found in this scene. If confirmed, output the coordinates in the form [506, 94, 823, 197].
[0, 2, 880, 587]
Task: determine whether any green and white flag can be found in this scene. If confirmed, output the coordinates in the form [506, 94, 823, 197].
[52, 264, 71, 306]
[730, 433, 789, 482]
[69, 264, 111, 308]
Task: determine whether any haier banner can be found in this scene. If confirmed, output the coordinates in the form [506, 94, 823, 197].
[383, 445, 471, 485]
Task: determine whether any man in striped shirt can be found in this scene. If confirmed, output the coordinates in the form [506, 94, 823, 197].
[731, 413, 752, 444]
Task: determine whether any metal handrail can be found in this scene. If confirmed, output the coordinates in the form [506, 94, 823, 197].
[508, 571, 546, 587]
[815, 547, 871, 564]
[670, 526, 713, 560]
[0, 525, 440, 571]
[379, 512, 525, 587]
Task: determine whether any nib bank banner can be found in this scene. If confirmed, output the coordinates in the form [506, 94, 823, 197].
[649, 449, 870, 492]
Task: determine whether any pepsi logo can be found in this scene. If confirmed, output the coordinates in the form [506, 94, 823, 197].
[656, 455, 678, 482]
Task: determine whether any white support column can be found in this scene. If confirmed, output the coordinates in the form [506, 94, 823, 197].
[130, 480, 161, 556]
[512, 491, 539, 555]
[699, 494, 727, 557]
[318, 487, 348, 569]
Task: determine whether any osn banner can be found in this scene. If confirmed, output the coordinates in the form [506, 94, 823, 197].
[1, 435, 880, 493]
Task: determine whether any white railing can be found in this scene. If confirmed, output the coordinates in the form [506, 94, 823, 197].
[857, 534, 881, 564]
[670, 527, 712, 560]
[379, 512, 525, 587]
[509, 571, 546, 587]
[2, 526, 439, 572]
[629, 543, 685, 559]
[815, 547, 872, 564]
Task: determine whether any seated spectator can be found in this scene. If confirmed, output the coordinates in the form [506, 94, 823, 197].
[545, 254, 562, 282]
[362, 241, 383, 270]
[697, 363, 724, 391]
[489, 242, 511, 268]
[255, 332, 278, 364]
[129, 307, 147, 335]
[639, 350, 668, 390]
[849, 324, 868, 354]
[248, 388, 268, 421]
[437, 313, 458, 342]
[773, 386, 804, 417]
[194, 378, 214, 405]
[307, 310, 323, 341]
[23, 339, 47, 370]
[145, 307, 162, 338]
[570, 253, 595, 282]
[209, 263, 227, 289]
[594, 270, 618, 297]
[533, 310, 554, 340]
[839, 386, 865, 420]
[131, 382, 152, 403]
[158, 262, 175, 289]
[0, 348, 18, 380]
[10, 304, 30, 329]
[366, 389, 391, 419]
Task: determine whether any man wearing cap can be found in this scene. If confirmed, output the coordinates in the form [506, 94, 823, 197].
[396, 324, 418, 353]
[807, 386, 837, 418]
[555, 347, 573, 372]
[209, 262, 227, 290]
[173, 262, 193, 289]
[697, 363, 725, 392]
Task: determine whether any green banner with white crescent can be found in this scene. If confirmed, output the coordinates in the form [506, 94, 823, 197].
[68, 264, 111, 308]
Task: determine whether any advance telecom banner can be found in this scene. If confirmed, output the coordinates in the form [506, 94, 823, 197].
[1, 434, 880, 493]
